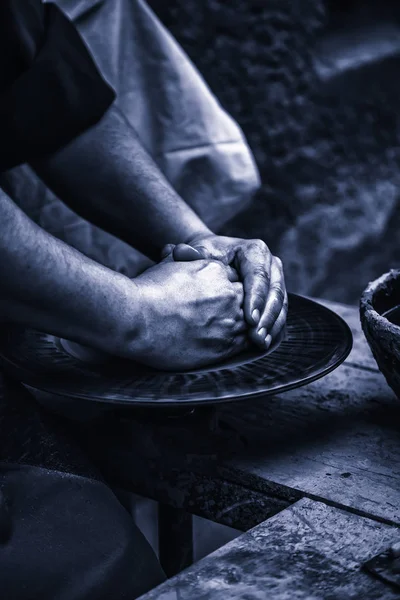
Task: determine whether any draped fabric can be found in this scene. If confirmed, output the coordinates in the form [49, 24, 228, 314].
[55, 0, 260, 232]
[1, 0, 260, 277]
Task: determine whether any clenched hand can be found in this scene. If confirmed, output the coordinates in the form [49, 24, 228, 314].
[132, 258, 248, 371]
[162, 234, 288, 350]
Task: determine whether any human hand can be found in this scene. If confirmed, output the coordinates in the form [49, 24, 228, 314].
[131, 258, 248, 371]
[162, 234, 287, 350]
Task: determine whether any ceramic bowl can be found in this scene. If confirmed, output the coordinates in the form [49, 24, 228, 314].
[360, 269, 400, 399]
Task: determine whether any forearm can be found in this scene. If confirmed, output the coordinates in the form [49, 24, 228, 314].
[0, 187, 141, 352]
[32, 106, 212, 261]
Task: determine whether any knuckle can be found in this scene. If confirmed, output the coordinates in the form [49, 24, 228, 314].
[193, 244, 208, 255]
[219, 289, 234, 305]
[212, 261, 225, 273]
[227, 289, 239, 303]
[223, 317, 237, 331]
[224, 288, 236, 306]
[206, 260, 218, 270]
[274, 255, 283, 270]
[251, 238, 268, 252]
[205, 261, 222, 276]
[253, 265, 270, 282]
[271, 285, 285, 304]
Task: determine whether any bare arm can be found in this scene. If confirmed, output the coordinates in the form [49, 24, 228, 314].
[30, 105, 286, 350]
[0, 186, 247, 370]
[31, 105, 286, 349]
[0, 186, 142, 354]
[32, 106, 212, 261]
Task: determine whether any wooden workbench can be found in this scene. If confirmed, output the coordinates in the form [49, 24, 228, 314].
[139, 498, 400, 600]
[81, 299, 400, 595]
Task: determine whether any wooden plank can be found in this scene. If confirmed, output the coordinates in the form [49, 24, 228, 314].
[309, 297, 378, 371]
[220, 361, 400, 525]
[139, 498, 400, 600]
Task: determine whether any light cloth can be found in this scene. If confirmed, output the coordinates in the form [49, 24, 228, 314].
[2, 0, 260, 276]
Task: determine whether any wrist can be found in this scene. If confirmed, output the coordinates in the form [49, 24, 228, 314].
[107, 276, 149, 359]
[183, 227, 214, 246]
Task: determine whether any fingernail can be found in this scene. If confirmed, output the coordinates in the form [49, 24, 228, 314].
[257, 327, 266, 339]
[265, 334, 272, 349]
[252, 309, 260, 324]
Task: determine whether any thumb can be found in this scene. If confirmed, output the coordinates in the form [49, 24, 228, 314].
[173, 243, 203, 262]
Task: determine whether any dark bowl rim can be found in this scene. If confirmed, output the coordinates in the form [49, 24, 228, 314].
[360, 269, 400, 333]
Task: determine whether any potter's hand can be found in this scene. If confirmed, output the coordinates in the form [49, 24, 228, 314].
[162, 235, 287, 350]
[132, 259, 247, 371]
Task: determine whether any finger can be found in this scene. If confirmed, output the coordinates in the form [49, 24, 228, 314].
[268, 292, 288, 342]
[234, 241, 272, 328]
[224, 334, 251, 359]
[232, 282, 244, 307]
[161, 244, 175, 259]
[172, 245, 240, 280]
[220, 316, 247, 335]
[254, 287, 286, 349]
[231, 310, 247, 334]
[270, 322, 288, 351]
[206, 260, 239, 283]
[226, 266, 240, 282]
[256, 257, 286, 344]
[173, 243, 203, 262]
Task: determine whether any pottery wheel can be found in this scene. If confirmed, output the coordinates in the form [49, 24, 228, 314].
[0, 294, 352, 408]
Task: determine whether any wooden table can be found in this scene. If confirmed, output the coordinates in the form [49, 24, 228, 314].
[139, 498, 400, 600]
[81, 299, 400, 595]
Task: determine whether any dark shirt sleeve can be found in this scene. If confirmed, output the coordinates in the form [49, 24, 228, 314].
[0, 0, 116, 173]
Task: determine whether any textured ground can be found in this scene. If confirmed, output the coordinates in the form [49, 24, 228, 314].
[147, 0, 400, 304]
